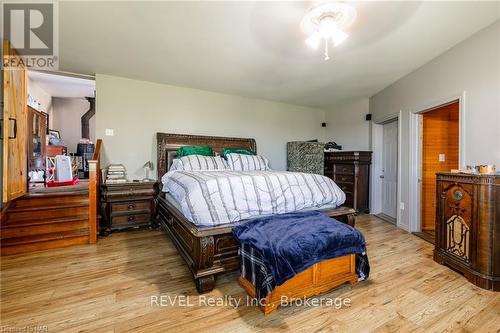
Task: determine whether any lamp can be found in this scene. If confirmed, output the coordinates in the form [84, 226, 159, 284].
[141, 161, 154, 182]
[301, 2, 356, 60]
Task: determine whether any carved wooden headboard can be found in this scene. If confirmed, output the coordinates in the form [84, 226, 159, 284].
[156, 133, 257, 178]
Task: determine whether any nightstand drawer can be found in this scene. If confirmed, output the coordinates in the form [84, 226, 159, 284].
[111, 201, 150, 214]
[111, 213, 151, 226]
[100, 181, 159, 235]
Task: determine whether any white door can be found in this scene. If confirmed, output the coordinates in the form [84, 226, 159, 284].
[381, 120, 398, 219]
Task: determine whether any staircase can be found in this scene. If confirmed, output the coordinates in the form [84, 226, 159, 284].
[1, 139, 102, 256]
[1, 190, 91, 255]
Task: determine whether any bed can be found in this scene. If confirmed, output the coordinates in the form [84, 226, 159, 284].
[155, 133, 356, 293]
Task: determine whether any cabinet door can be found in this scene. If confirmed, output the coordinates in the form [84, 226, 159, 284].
[439, 182, 474, 265]
[2, 40, 28, 202]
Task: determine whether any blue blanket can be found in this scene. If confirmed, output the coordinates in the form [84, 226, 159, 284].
[233, 210, 367, 286]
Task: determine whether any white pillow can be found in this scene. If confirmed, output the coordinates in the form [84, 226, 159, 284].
[226, 153, 270, 171]
[170, 155, 228, 171]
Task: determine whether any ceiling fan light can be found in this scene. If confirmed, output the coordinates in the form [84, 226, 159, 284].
[305, 33, 321, 50]
[318, 16, 337, 39]
[332, 29, 349, 47]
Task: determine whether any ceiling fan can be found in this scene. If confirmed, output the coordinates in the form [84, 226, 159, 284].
[301, 2, 357, 60]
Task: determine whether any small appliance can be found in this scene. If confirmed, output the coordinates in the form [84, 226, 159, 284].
[55, 155, 73, 182]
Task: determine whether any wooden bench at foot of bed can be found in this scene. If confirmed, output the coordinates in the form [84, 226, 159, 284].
[239, 254, 358, 314]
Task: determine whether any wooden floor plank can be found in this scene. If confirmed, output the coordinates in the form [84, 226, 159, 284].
[1, 215, 498, 332]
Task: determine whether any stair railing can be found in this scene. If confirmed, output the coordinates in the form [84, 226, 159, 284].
[88, 139, 102, 243]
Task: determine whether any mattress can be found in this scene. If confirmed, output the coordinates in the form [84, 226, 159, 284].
[162, 170, 346, 227]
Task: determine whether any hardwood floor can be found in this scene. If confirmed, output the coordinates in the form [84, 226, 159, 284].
[1, 215, 498, 332]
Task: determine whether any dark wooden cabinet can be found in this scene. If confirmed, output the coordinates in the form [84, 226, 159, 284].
[324, 151, 372, 213]
[434, 172, 499, 291]
[100, 181, 159, 235]
[27, 106, 47, 173]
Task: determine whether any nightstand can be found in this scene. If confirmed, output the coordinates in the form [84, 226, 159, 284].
[100, 181, 159, 235]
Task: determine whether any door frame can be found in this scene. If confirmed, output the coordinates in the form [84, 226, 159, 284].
[408, 92, 466, 232]
[371, 111, 402, 228]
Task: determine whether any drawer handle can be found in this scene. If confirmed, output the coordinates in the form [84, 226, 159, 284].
[128, 215, 136, 222]
[127, 204, 135, 210]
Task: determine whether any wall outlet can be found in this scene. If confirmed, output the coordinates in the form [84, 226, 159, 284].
[105, 128, 114, 136]
[439, 153, 446, 162]
[400, 202, 405, 210]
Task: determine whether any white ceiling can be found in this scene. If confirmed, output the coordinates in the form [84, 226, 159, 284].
[57, 1, 500, 108]
[28, 71, 95, 98]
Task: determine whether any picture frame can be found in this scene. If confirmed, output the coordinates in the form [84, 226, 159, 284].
[48, 129, 61, 139]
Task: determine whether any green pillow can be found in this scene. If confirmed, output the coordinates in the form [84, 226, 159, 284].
[176, 145, 213, 157]
[222, 148, 256, 159]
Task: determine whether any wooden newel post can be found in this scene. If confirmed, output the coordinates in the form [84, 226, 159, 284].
[88, 159, 98, 244]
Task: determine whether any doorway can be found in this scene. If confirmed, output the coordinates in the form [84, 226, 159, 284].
[379, 119, 398, 224]
[418, 100, 459, 241]
[26, 70, 96, 189]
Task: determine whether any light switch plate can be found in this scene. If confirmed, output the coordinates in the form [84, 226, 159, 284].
[439, 153, 445, 162]
[105, 128, 114, 136]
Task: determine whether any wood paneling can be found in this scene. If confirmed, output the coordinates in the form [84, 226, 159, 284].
[421, 101, 459, 232]
[1, 215, 498, 332]
[2, 40, 28, 202]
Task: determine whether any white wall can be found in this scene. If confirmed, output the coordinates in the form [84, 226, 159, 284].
[324, 98, 370, 151]
[52, 98, 95, 154]
[370, 21, 500, 231]
[95, 74, 326, 179]
[27, 77, 53, 125]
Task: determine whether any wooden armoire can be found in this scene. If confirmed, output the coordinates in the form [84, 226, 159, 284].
[434, 172, 499, 291]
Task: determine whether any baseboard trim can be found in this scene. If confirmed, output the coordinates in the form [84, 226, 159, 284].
[375, 213, 396, 225]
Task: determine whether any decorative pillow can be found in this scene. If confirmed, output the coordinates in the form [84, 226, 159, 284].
[222, 148, 256, 159]
[169, 155, 228, 171]
[226, 153, 270, 171]
[176, 145, 213, 158]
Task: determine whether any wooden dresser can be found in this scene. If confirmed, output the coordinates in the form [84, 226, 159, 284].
[434, 172, 499, 291]
[324, 151, 372, 213]
[100, 181, 159, 235]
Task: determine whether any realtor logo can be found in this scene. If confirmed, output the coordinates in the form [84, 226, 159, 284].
[2, 2, 59, 69]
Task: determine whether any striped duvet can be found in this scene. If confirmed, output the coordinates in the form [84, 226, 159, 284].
[162, 170, 346, 226]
